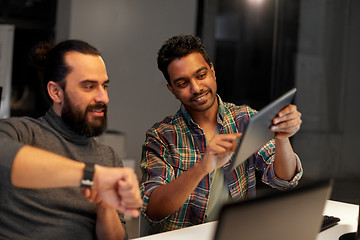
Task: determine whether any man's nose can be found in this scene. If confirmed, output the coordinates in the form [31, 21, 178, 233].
[95, 87, 109, 104]
[190, 79, 201, 93]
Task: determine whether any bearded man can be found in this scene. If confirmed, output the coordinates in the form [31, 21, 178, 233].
[0, 40, 142, 240]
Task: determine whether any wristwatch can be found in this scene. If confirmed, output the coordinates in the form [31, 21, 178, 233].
[80, 162, 95, 188]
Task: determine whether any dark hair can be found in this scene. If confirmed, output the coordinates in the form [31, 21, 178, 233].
[157, 35, 212, 85]
[29, 39, 101, 102]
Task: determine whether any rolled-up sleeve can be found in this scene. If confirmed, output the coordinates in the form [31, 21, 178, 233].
[255, 139, 303, 190]
[140, 130, 175, 221]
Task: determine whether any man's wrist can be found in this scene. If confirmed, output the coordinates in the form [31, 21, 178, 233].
[193, 161, 210, 178]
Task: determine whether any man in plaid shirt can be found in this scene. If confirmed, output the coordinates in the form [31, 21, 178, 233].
[140, 35, 303, 234]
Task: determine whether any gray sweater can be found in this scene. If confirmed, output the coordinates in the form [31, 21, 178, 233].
[0, 108, 125, 240]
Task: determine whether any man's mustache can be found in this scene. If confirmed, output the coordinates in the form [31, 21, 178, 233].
[86, 103, 107, 113]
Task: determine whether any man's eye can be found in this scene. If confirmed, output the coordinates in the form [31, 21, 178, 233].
[198, 73, 206, 79]
[177, 82, 187, 88]
[83, 84, 95, 90]
[103, 84, 109, 89]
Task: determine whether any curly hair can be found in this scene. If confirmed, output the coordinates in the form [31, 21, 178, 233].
[157, 35, 212, 85]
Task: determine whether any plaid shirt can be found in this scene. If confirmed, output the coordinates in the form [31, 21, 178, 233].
[140, 96, 303, 233]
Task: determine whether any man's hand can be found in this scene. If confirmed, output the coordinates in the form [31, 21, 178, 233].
[91, 166, 143, 217]
[81, 188, 105, 205]
[271, 104, 302, 139]
[199, 133, 242, 174]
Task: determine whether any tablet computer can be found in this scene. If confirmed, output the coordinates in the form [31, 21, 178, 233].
[230, 88, 297, 170]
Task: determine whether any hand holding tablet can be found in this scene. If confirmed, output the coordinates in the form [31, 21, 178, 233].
[230, 88, 297, 170]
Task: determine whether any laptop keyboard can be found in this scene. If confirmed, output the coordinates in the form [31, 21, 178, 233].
[321, 215, 340, 231]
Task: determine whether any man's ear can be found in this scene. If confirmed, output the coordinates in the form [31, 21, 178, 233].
[47, 81, 64, 104]
[166, 83, 175, 96]
[210, 62, 216, 79]
[166, 83, 178, 99]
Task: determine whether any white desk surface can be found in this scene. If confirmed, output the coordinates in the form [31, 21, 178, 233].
[133, 200, 359, 240]
[318, 200, 358, 240]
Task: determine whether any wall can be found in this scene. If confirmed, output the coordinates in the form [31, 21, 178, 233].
[56, 0, 197, 176]
[293, 0, 360, 181]
[0, 25, 14, 119]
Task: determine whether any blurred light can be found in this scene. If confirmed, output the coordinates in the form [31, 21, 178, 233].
[247, 0, 265, 6]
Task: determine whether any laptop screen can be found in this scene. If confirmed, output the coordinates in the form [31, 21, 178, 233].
[214, 179, 333, 240]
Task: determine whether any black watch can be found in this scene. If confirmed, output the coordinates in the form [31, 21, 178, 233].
[80, 162, 95, 188]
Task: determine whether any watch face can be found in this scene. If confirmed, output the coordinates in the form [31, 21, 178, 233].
[80, 179, 94, 188]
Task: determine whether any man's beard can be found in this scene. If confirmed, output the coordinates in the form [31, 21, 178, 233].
[61, 93, 107, 137]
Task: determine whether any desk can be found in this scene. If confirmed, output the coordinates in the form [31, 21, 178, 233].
[318, 200, 358, 240]
[133, 200, 359, 240]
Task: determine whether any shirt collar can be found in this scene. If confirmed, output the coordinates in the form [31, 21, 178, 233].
[180, 95, 226, 126]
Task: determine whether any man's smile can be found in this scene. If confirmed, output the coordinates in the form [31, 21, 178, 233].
[87, 105, 106, 117]
[192, 91, 210, 103]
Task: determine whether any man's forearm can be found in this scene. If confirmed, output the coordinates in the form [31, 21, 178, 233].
[11, 145, 84, 188]
[96, 205, 125, 240]
[146, 162, 207, 220]
[12, 145, 143, 218]
[273, 138, 297, 181]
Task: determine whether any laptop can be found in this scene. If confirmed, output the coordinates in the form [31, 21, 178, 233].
[230, 88, 297, 170]
[213, 179, 333, 240]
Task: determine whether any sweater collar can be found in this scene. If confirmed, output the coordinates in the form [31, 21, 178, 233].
[44, 108, 90, 145]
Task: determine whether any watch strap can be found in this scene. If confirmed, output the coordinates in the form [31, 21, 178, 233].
[80, 162, 95, 188]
